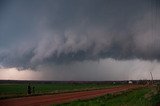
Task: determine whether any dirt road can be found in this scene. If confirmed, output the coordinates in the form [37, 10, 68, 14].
[0, 85, 142, 106]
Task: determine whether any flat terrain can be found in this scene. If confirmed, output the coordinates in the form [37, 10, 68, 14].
[59, 88, 151, 106]
[0, 83, 120, 99]
[0, 84, 141, 106]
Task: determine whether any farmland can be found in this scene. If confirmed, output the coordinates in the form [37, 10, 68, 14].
[56, 87, 160, 106]
[0, 84, 142, 106]
[0, 80, 122, 99]
[1, 80, 160, 106]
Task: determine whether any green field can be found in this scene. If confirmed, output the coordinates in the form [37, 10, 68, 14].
[56, 87, 160, 106]
[0, 83, 120, 99]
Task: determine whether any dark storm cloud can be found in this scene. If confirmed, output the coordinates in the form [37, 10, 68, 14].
[0, 0, 160, 69]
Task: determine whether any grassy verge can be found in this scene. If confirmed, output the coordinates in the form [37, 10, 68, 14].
[0, 83, 121, 99]
[149, 85, 160, 106]
[55, 88, 153, 106]
[150, 93, 160, 106]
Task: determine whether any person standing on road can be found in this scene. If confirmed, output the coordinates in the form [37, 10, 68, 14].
[28, 83, 31, 94]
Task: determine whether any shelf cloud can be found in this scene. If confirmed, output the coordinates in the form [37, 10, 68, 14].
[0, 0, 160, 80]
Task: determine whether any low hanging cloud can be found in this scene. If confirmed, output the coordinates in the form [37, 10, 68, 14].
[0, 59, 160, 81]
[0, 0, 160, 70]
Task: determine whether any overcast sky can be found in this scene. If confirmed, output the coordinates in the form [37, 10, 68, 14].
[0, 0, 160, 81]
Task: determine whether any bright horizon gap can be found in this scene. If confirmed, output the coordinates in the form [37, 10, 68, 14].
[0, 59, 159, 81]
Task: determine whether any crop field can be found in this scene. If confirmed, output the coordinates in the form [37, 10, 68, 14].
[1, 80, 160, 106]
[1, 82, 160, 106]
[0, 84, 143, 106]
[0, 82, 121, 99]
[56, 87, 160, 106]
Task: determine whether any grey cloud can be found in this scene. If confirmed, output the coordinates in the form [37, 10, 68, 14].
[0, 0, 160, 69]
[22, 59, 159, 81]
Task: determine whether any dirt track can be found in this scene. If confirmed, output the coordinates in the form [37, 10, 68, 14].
[0, 85, 142, 106]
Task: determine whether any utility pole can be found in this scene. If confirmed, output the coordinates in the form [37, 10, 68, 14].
[150, 72, 153, 84]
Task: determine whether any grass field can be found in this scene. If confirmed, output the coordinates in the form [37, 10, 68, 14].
[0, 83, 120, 99]
[56, 87, 160, 106]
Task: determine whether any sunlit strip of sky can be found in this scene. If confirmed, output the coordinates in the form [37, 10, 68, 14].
[0, 59, 160, 81]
